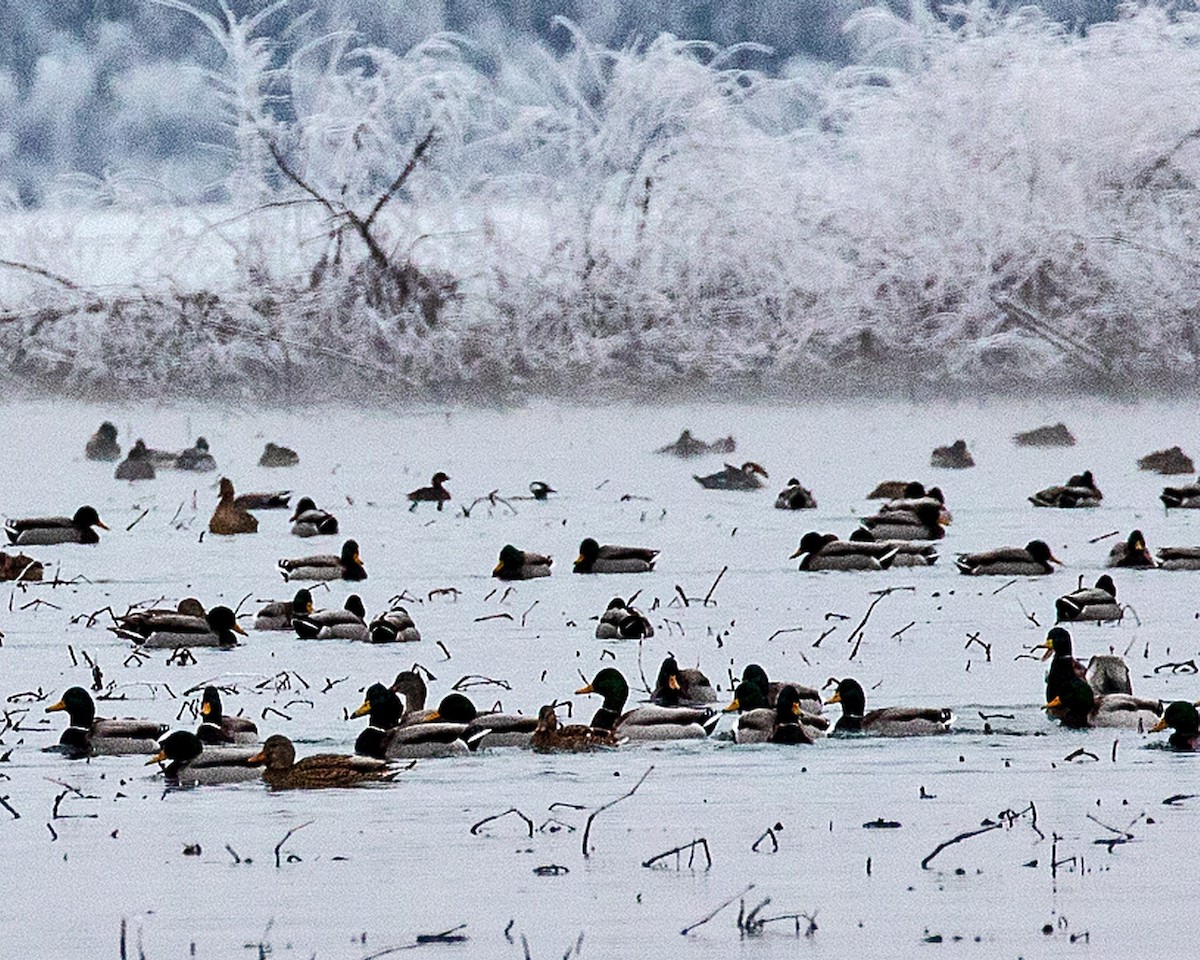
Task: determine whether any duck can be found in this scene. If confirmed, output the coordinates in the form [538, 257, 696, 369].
[1029, 470, 1103, 508]
[880, 485, 952, 524]
[722, 681, 827, 743]
[408, 472, 451, 511]
[1044, 678, 1162, 730]
[0, 550, 43, 581]
[493, 544, 552, 580]
[1139, 446, 1194, 475]
[45, 687, 167, 758]
[656, 429, 712, 458]
[847, 528, 938, 567]
[1157, 546, 1200, 571]
[866, 480, 922, 500]
[209, 478, 259, 535]
[247, 735, 393, 789]
[351, 686, 473, 758]
[115, 598, 207, 634]
[739, 663, 822, 714]
[577, 668, 717, 740]
[531, 705, 620, 753]
[1151, 702, 1200, 750]
[790, 532, 897, 571]
[146, 731, 261, 785]
[1014, 423, 1075, 447]
[859, 502, 945, 541]
[1056, 575, 1122, 622]
[6, 506, 108, 546]
[594, 597, 654, 639]
[766, 687, 822, 745]
[694, 461, 769, 491]
[259, 443, 299, 467]
[86, 421, 121, 461]
[197, 686, 258, 745]
[774, 478, 817, 510]
[573, 538, 658, 574]
[424, 692, 537, 749]
[368, 605, 422, 643]
[1034, 627, 1132, 710]
[955, 540, 1060, 576]
[293, 595, 367, 641]
[930, 439, 974, 469]
[114, 440, 155, 481]
[176, 437, 217, 472]
[651, 657, 717, 706]
[234, 491, 291, 510]
[528, 481, 556, 500]
[1161, 478, 1200, 509]
[289, 497, 339, 537]
[1107, 530, 1156, 568]
[824, 678, 953, 736]
[120, 605, 247, 649]
[254, 589, 313, 631]
[143, 443, 178, 467]
[279, 539, 366, 581]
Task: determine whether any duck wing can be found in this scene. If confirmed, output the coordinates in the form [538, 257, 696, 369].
[596, 545, 659, 562]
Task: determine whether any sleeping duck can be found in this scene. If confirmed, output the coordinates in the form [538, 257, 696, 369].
[114, 440, 156, 481]
[279, 539, 366, 581]
[146, 731, 260, 785]
[176, 437, 217, 472]
[791, 532, 897, 571]
[1107, 530, 1156, 568]
[595, 597, 654, 639]
[45, 687, 166, 758]
[880, 485, 951, 524]
[956, 540, 1060, 576]
[578, 668, 717, 739]
[86, 421, 121, 461]
[930, 439, 974, 469]
[259, 443, 299, 467]
[866, 480, 923, 500]
[234, 491, 291, 510]
[694, 462, 769, 491]
[209, 478, 258, 535]
[289, 497, 338, 537]
[1160, 478, 1200, 510]
[492, 544, 552, 580]
[1151, 702, 1200, 751]
[1157, 546, 1200, 571]
[573, 539, 658, 574]
[1029, 470, 1103, 508]
[6, 506, 108, 546]
[293, 595, 367, 641]
[848, 528, 938, 566]
[248, 735, 393, 789]
[824, 678, 952, 736]
[859, 502, 945, 541]
[1056, 576, 1121, 622]
[368, 605, 422, 644]
[774, 479, 817, 510]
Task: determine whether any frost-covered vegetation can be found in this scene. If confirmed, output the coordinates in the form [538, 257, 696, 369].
[2, 1, 1199, 400]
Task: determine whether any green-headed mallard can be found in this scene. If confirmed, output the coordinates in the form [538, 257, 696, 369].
[114, 439, 155, 481]
[790, 532, 897, 571]
[1160, 478, 1200, 510]
[1157, 546, 1200, 571]
[1014, 423, 1075, 447]
[176, 437, 216, 472]
[234, 491, 291, 510]
[1139, 446, 1194, 475]
[86, 421, 121, 461]
[573, 538, 658, 574]
[651, 657, 716, 706]
[118, 605, 246, 649]
[694, 462, 768, 491]
[859, 502, 945, 541]
[248, 734, 392, 789]
[766, 687, 820, 745]
[147, 731, 260, 785]
[824, 678, 952, 736]
[1056, 576, 1121, 622]
[740, 663, 821, 713]
[293, 595, 367, 641]
[259, 442, 299, 468]
[531, 705, 619, 753]
[45, 687, 166, 758]
[931, 439, 974, 469]
[209, 478, 258, 535]
[423, 692, 537, 749]
[279, 539, 366, 581]
[956, 540, 1059, 576]
[493, 544, 552, 580]
[1107, 530, 1156, 568]
[289, 497, 338, 537]
[6, 506, 108, 546]
[408, 472, 451, 511]
[1044, 678, 1161, 730]
[774, 478, 817, 510]
[254, 589, 313, 631]
[595, 597, 653, 639]
[1151, 702, 1200, 750]
[198, 686, 258, 745]
[722, 680, 827, 743]
[847, 528, 938, 567]
[351, 685, 471, 758]
[368, 605, 422, 644]
[1034, 627, 1088, 718]
[578, 668, 717, 739]
[1029, 470, 1103, 508]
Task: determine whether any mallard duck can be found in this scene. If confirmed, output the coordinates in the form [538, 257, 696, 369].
[1161, 479, 1200, 509]
[722, 681, 827, 743]
[351, 686, 472, 758]
[577, 668, 717, 739]
[1030, 470, 1103, 508]
[408, 472, 451, 510]
[293, 595, 367, 640]
[248, 735, 393, 789]
[424, 692, 537, 749]
[1014, 423, 1075, 447]
[880, 485, 951, 522]
[115, 598, 206, 634]
[955, 540, 1060, 576]
[209, 478, 258, 535]
[657, 430, 709, 458]
[493, 544, 552, 580]
[595, 597, 654, 639]
[279, 539, 366, 581]
[930, 439, 974, 469]
[390, 671, 435, 724]
[531, 705, 620, 753]
[774, 478, 817, 510]
[234, 491, 291, 510]
[650, 657, 717, 705]
[866, 480, 922, 500]
[259, 443, 299, 467]
[694, 461, 769, 491]
[176, 437, 217, 472]
[120, 605, 246, 649]
[289, 497, 338, 537]
[1139, 446, 1194, 475]
[847, 528, 938, 567]
[740, 664, 822, 713]
[790, 532, 897, 571]
[6, 506, 108, 546]
[824, 678, 952, 736]
[1107, 530, 1156, 568]
[1151, 702, 1200, 750]
[1157, 546, 1200, 571]
[1056, 575, 1121, 622]
[254, 589, 313, 631]
[1045, 678, 1161, 730]
[766, 687, 822, 745]
[860, 502, 945, 541]
[45, 687, 167, 758]
[529, 481, 556, 500]
[146, 731, 261, 785]
[86, 421, 121, 461]
[114, 440, 155, 481]
[197, 686, 258, 744]
[367, 606, 421, 644]
[1035, 627, 1088, 717]
[574, 538, 658, 574]
[0, 551, 43, 582]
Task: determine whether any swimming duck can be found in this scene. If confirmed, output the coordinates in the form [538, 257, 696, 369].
[573, 539, 658, 574]
[114, 440, 155, 481]
[1056, 575, 1122, 622]
[790, 532, 898, 571]
[143, 443, 178, 467]
[86, 421, 121, 461]
[1157, 546, 1200, 571]
[45, 687, 167, 758]
[1045, 678, 1162, 730]
[293, 595, 367, 640]
[289, 497, 339, 537]
[528, 481, 556, 500]
[651, 657, 717, 706]
[1107, 530, 1156, 568]
[351, 686, 472, 758]
[859, 502, 945, 541]
[115, 598, 206, 633]
[1160, 478, 1200, 509]
[1035, 627, 1088, 717]
[880, 485, 952, 524]
[259, 443, 299, 468]
[1151, 702, 1200, 750]
[595, 597, 654, 639]
[234, 491, 291, 510]
[1014, 423, 1076, 447]
[722, 681, 827, 743]
[847, 528, 938, 567]
[248, 734, 393, 789]
[531, 705, 620, 753]
[694, 462, 769, 491]
[493, 544, 552, 580]
[930, 439, 974, 469]
[1139, 446, 1194, 475]
[390, 671, 435, 724]
[824, 678, 953, 736]
[0, 551, 43, 582]
[209, 478, 259, 535]
[279, 539, 366, 581]
[120, 605, 246, 649]
[955, 540, 1060, 576]
[740, 664, 822, 714]
[6, 506, 108, 546]
[146, 731, 261, 785]
[766, 687, 821, 745]
[577, 668, 717, 739]
[866, 480, 922, 500]
[424, 692, 537, 749]
[1029, 470, 1103, 508]
[368, 605, 422, 643]
[197, 686, 258, 744]
[656, 430, 711, 458]
[176, 437, 217, 472]
[254, 589, 313, 631]
[774, 479, 817, 510]
[408, 472, 451, 511]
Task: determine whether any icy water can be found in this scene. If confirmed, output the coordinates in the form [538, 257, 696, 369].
[1, 399, 1198, 958]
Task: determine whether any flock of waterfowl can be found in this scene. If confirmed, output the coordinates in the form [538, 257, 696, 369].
[5, 419, 1200, 792]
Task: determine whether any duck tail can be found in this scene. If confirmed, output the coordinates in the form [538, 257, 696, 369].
[953, 556, 974, 575]
[877, 547, 899, 571]
[1160, 490, 1182, 509]
[701, 712, 721, 737]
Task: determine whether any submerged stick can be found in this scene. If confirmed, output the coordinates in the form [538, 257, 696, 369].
[681, 883, 757, 936]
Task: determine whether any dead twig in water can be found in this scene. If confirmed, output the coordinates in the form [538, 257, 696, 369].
[680, 883, 757, 936]
[642, 837, 711, 871]
[582, 765, 654, 858]
[274, 820, 314, 868]
[470, 808, 533, 838]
